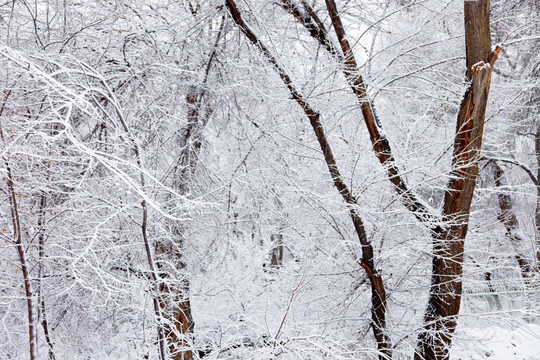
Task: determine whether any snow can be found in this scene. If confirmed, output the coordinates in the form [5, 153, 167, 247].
[452, 324, 540, 359]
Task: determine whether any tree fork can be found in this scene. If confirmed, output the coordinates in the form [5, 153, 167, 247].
[280, 0, 434, 226]
[225, 1, 391, 357]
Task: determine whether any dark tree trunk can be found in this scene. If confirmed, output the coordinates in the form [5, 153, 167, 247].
[535, 127, 540, 264]
[155, 20, 223, 358]
[6, 165, 36, 360]
[415, 2, 498, 359]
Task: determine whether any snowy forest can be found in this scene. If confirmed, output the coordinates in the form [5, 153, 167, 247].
[1, 0, 539, 359]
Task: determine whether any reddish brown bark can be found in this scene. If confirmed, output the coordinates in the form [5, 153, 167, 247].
[156, 239, 194, 360]
[415, 2, 498, 358]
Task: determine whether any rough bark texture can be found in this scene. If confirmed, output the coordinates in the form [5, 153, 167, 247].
[156, 240, 194, 360]
[155, 20, 223, 358]
[279, 1, 500, 358]
[225, 1, 390, 357]
[415, 2, 498, 359]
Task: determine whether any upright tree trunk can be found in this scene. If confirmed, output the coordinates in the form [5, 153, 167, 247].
[155, 237, 194, 360]
[415, 2, 498, 359]
[535, 127, 540, 264]
[37, 192, 56, 360]
[6, 165, 36, 360]
[155, 19, 223, 358]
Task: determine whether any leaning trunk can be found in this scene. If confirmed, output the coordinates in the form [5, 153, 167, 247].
[225, 1, 391, 357]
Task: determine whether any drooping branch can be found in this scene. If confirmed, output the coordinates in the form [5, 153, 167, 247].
[89, 68, 167, 360]
[483, 155, 538, 185]
[225, 1, 391, 357]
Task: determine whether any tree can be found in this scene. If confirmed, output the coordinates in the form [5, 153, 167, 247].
[1, 0, 538, 359]
[222, 0, 514, 359]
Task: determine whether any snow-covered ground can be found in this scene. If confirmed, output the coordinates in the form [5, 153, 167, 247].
[452, 323, 540, 359]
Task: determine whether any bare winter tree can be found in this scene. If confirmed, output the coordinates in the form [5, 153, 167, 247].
[224, 0, 502, 358]
[1, 0, 538, 359]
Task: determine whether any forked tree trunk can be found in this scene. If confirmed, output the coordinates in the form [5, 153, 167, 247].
[225, 1, 391, 357]
[415, 2, 498, 359]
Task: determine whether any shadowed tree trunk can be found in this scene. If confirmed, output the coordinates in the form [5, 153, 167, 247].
[155, 16, 224, 359]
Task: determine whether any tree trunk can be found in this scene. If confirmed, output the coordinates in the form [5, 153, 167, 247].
[5, 165, 36, 360]
[37, 192, 56, 360]
[278, 1, 499, 358]
[535, 127, 540, 264]
[415, 2, 498, 359]
[156, 238, 194, 360]
[225, 1, 391, 357]
[155, 20, 223, 357]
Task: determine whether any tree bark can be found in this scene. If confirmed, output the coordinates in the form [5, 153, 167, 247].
[415, 2, 498, 359]
[225, 1, 391, 357]
[278, 1, 499, 358]
[37, 192, 56, 360]
[156, 238, 194, 360]
[535, 127, 540, 264]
